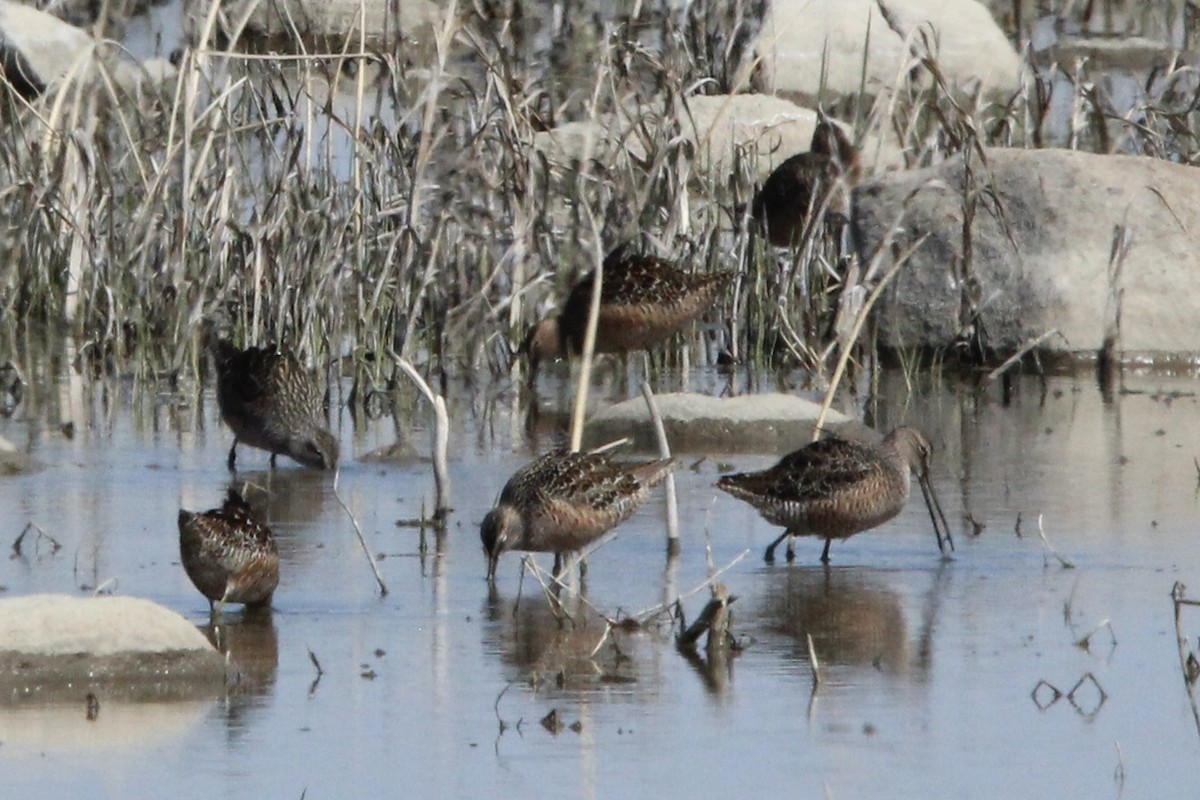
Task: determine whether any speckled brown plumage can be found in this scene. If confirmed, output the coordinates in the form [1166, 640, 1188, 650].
[212, 340, 339, 471]
[716, 427, 952, 563]
[178, 489, 280, 613]
[751, 119, 860, 248]
[481, 450, 677, 580]
[522, 247, 733, 377]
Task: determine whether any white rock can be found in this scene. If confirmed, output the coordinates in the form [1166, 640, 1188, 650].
[757, 0, 1020, 105]
[852, 147, 1200, 358]
[533, 94, 904, 185]
[585, 392, 873, 454]
[0, 0, 95, 92]
[0, 594, 226, 699]
[0, 1, 178, 97]
[213, 0, 442, 48]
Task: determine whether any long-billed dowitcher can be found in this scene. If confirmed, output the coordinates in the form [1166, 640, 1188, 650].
[716, 427, 953, 563]
[481, 450, 677, 580]
[178, 489, 280, 615]
[751, 116, 860, 249]
[212, 340, 339, 471]
[521, 246, 732, 380]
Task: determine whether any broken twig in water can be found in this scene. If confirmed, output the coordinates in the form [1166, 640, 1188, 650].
[1036, 514, 1075, 569]
[307, 647, 324, 696]
[633, 549, 750, 623]
[392, 356, 451, 518]
[807, 633, 822, 688]
[333, 470, 389, 596]
[677, 584, 737, 648]
[12, 522, 62, 558]
[983, 329, 1062, 383]
[640, 383, 679, 553]
[1075, 618, 1117, 654]
[1171, 582, 1200, 742]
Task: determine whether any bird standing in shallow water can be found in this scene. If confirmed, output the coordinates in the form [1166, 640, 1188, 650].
[521, 246, 732, 381]
[481, 450, 677, 581]
[178, 489, 280, 616]
[212, 340, 339, 471]
[716, 426, 953, 563]
[751, 116, 860, 249]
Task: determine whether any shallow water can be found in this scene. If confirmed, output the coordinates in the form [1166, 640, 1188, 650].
[2, 363, 1200, 798]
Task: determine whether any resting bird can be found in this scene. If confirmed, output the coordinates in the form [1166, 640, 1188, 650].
[716, 427, 952, 563]
[521, 246, 732, 380]
[481, 449, 677, 580]
[178, 489, 280, 616]
[212, 339, 339, 471]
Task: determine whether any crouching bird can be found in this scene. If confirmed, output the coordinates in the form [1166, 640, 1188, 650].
[178, 489, 280, 617]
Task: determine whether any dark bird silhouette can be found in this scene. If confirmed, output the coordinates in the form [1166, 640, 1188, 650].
[481, 450, 677, 580]
[751, 116, 860, 249]
[717, 427, 952, 563]
[521, 246, 732, 380]
[212, 340, 339, 471]
[178, 489, 280, 615]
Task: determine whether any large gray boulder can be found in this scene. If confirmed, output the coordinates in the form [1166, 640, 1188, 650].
[852, 147, 1200, 359]
[757, 0, 1020, 106]
[585, 392, 873, 454]
[0, 594, 226, 702]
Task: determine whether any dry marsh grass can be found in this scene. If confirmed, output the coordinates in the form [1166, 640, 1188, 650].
[0, 0, 1196, 400]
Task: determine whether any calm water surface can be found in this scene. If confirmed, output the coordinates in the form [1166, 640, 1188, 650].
[2, 365, 1200, 798]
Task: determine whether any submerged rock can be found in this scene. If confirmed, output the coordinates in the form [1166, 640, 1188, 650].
[585, 392, 872, 454]
[756, 0, 1020, 106]
[0, 594, 226, 703]
[0, 434, 42, 475]
[852, 147, 1200, 360]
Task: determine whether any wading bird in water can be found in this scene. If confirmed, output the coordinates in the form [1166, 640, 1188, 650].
[212, 339, 339, 471]
[481, 449, 677, 581]
[178, 489, 280, 616]
[521, 245, 732, 382]
[716, 426, 953, 563]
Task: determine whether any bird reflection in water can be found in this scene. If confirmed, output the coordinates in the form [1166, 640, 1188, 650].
[201, 612, 279, 733]
[482, 587, 651, 694]
[234, 469, 332, 528]
[756, 567, 935, 680]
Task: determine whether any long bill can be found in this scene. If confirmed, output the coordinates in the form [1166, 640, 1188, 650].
[918, 472, 954, 556]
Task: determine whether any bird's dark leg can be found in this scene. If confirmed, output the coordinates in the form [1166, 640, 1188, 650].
[269, 452, 277, 469]
[552, 552, 563, 579]
[785, 534, 796, 563]
[764, 530, 791, 563]
[226, 441, 238, 472]
[820, 538, 832, 564]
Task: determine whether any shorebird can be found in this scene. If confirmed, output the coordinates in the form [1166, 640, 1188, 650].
[178, 489, 280, 615]
[481, 449, 677, 580]
[750, 116, 860, 249]
[212, 340, 339, 471]
[521, 245, 732, 381]
[716, 426, 953, 563]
